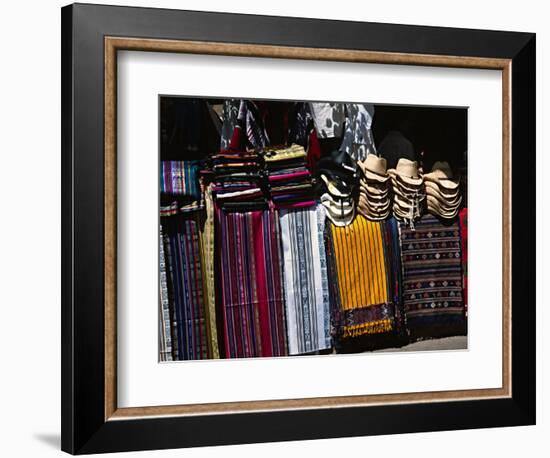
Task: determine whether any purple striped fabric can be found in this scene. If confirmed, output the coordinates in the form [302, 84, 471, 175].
[216, 206, 288, 358]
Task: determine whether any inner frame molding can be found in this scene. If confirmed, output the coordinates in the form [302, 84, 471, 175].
[104, 36, 512, 421]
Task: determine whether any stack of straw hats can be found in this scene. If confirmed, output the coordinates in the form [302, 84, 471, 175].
[388, 158, 425, 221]
[423, 161, 462, 219]
[356, 154, 391, 221]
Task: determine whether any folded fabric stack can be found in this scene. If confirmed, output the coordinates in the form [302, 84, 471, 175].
[356, 154, 391, 221]
[423, 161, 462, 219]
[317, 150, 358, 226]
[388, 158, 425, 222]
[264, 144, 316, 209]
[160, 160, 202, 200]
[210, 150, 267, 211]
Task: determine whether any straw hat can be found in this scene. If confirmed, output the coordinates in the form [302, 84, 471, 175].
[359, 199, 390, 215]
[360, 180, 388, 197]
[321, 193, 354, 211]
[393, 204, 421, 220]
[361, 191, 389, 203]
[425, 186, 462, 207]
[423, 161, 459, 191]
[426, 194, 461, 212]
[357, 205, 390, 221]
[358, 154, 390, 183]
[394, 193, 424, 210]
[426, 197, 460, 219]
[425, 180, 460, 199]
[392, 181, 425, 200]
[387, 159, 423, 187]
[322, 197, 356, 226]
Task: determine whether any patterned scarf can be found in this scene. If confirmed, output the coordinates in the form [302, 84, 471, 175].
[279, 205, 331, 354]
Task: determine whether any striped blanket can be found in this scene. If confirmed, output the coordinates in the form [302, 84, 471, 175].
[216, 207, 288, 358]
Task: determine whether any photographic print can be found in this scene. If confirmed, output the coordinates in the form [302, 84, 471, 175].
[158, 97, 468, 361]
[62, 5, 535, 452]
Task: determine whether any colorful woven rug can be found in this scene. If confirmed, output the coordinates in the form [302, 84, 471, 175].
[398, 214, 467, 339]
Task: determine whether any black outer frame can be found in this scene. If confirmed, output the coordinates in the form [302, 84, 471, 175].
[61, 3, 536, 454]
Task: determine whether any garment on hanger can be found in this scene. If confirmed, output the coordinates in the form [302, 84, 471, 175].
[309, 102, 346, 139]
[220, 99, 240, 150]
[339, 103, 376, 162]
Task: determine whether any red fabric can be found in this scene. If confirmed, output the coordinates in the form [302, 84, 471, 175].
[252, 211, 271, 357]
[306, 127, 321, 172]
[228, 124, 243, 150]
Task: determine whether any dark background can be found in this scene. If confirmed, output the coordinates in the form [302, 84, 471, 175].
[160, 97, 468, 174]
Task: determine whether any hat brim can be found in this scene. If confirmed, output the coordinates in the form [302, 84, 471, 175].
[324, 208, 356, 226]
[393, 194, 424, 211]
[426, 195, 462, 212]
[425, 188, 462, 207]
[425, 180, 460, 198]
[390, 177, 423, 194]
[357, 206, 391, 221]
[392, 182, 425, 200]
[388, 169, 423, 187]
[320, 192, 353, 206]
[363, 169, 390, 183]
[322, 201, 354, 217]
[359, 195, 391, 210]
[360, 188, 389, 200]
[424, 175, 460, 190]
[320, 174, 352, 197]
[427, 203, 459, 219]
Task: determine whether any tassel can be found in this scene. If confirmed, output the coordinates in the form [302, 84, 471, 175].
[342, 319, 393, 338]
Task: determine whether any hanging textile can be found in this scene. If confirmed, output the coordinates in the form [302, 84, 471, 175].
[160, 160, 202, 199]
[459, 207, 468, 317]
[163, 213, 210, 360]
[199, 184, 219, 358]
[228, 100, 270, 150]
[220, 99, 240, 150]
[380, 216, 407, 335]
[279, 205, 331, 355]
[398, 214, 466, 340]
[329, 216, 396, 338]
[161, 225, 179, 360]
[339, 103, 376, 161]
[159, 224, 173, 361]
[309, 102, 345, 139]
[217, 207, 288, 358]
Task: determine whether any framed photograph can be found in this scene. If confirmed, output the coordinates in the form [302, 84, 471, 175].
[61, 3, 536, 454]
